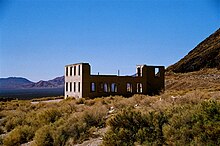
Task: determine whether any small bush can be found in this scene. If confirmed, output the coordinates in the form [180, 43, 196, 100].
[37, 108, 62, 125]
[164, 100, 220, 145]
[3, 125, 34, 146]
[53, 105, 108, 145]
[33, 125, 54, 146]
[5, 115, 24, 132]
[75, 98, 85, 104]
[103, 108, 168, 146]
[0, 136, 3, 145]
[82, 105, 108, 128]
[0, 126, 4, 134]
[84, 99, 96, 106]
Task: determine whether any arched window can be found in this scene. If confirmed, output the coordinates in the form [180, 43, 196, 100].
[137, 83, 142, 93]
[127, 83, 132, 93]
[111, 83, 117, 92]
[104, 83, 108, 92]
[91, 82, 96, 92]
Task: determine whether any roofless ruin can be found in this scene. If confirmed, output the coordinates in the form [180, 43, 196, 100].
[64, 63, 164, 99]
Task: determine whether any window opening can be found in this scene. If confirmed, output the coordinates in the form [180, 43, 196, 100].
[70, 82, 72, 92]
[66, 67, 68, 76]
[78, 82, 80, 92]
[155, 68, 160, 77]
[104, 83, 108, 92]
[78, 65, 80, 76]
[91, 82, 96, 92]
[137, 83, 143, 93]
[137, 67, 141, 76]
[99, 83, 103, 92]
[66, 82, 68, 92]
[70, 67, 72, 76]
[74, 66, 76, 76]
[111, 83, 117, 92]
[73, 82, 76, 92]
[127, 83, 132, 93]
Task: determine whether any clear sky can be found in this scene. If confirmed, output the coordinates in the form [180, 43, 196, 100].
[0, 0, 219, 82]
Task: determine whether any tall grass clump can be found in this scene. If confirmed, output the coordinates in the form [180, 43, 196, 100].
[3, 125, 34, 146]
[64, 104, 108, 144]
[36, 108, 62, 125]
[103, 108, 168, 146]
[33, 125, 54, 146]
[164, 100, 220, 145]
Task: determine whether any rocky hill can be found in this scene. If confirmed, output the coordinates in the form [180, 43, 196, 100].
[167, 28, 220, 73]
[166, 68, 220, 91]
[0, 77, 33, 89]
[0, 76, 64, 89]
[23, 76, 64, 88]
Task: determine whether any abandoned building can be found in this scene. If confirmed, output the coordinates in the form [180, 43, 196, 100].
[64, 63, 165, 99]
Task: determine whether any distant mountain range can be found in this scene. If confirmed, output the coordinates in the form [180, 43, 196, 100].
[167, 28, 220, 73]
[0, 76, 64, 89]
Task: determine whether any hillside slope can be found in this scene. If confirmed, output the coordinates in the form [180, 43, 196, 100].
[167, 28, 220, 73]
[23, 76, 64, 88]
[166, 68, 220, 92]
[0, 77, 33, 89]
[0, 76, 64, 89]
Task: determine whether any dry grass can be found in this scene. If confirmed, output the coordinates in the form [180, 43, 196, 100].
[166, 68, 220, 91]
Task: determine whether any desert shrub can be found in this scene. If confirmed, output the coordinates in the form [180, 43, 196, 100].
[65, 120, 88, 143]
[82, 105, 108, 128]
[75, 98, 85, 104]
[37, 108, 62, 125]
[0, 126, 4, 134]
[59, 102, 76, 115]
[0, 135, 3, 145]
[103, 108, 168, 146]
[84, 99, 96, 106]
[164, 100, 220, 145]
[3, 125, 34, 146]
[112, 97, 133, 109]
[5, 115, 24, 132]
[131, 94, 151, 105]
[55, 115, 89, 145]
[23, 111, 38, 127]
[52, 105, 108, 145]
[0, 111, 6, 119]
[52, 125, 69, 146]
[33, 125, 54, 146]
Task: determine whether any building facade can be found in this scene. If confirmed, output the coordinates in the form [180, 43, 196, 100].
[65, 63, 165, 99]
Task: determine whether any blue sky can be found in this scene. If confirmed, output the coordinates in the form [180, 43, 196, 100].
[0, 0, 219, 82]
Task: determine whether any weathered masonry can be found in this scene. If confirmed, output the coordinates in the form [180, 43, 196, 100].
[65, 63, 165, 99]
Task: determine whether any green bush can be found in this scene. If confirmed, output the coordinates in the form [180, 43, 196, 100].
[5, 115, 24, 132]
[82, 106, 107, 128]
[164, 100, 220, 145]
[37, 108, 62, 125]
[0, 136, 3, 145]
[103, 108, 167, 146]
[33, 125, 54, 146]
[0, 126, 4, 134]
[53, 106, 108, 145]
[52, 125, 69, 146]
[3, 125, 34, 146]
[75, 98, 85, 104]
